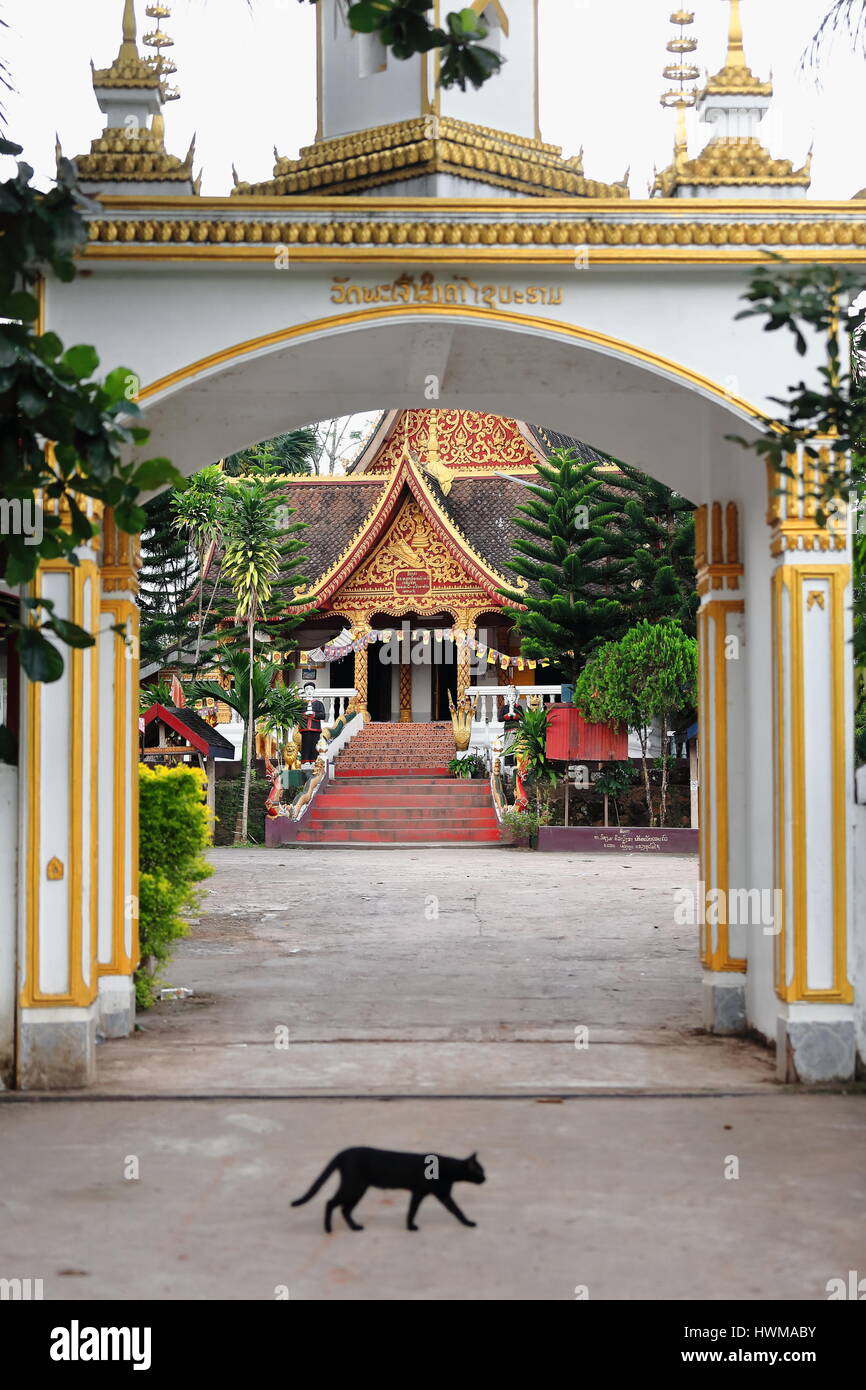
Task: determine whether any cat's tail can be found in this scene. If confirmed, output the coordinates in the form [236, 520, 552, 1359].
[291, 1155, 340, 1206]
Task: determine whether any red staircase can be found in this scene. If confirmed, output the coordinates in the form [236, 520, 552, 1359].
[296, 722, 501, 844]
[333, 720, 456, 777]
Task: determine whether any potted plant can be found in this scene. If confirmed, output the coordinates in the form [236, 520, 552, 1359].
[448, 752, 487, 780]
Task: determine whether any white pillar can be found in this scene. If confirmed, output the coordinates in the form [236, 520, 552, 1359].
[18, 543, 100, 1087]
[768, 450, 855, 1081]
[96, 510, 141, 1039]
[695, 502, 749, 1034]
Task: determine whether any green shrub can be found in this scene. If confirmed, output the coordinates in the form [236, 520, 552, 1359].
[137, 764, 213, 1008]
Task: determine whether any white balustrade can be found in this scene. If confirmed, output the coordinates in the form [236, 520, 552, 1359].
[310, 688, 358, 726]
[466, 686, 563, 729]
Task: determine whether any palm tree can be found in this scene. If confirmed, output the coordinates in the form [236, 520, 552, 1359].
[219, 480, 286, 841]
[187, 649, 276, 729]
[171, 465, 225, 666]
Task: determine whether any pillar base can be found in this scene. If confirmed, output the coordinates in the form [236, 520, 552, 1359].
[18, 1004, 97, 1089]
[702, 973, 746, 1035]
[776, 1015, 856, 1083]
[98, 974, 135, 1039]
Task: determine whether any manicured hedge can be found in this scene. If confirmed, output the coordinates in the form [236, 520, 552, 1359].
[137, 765, 213, 1008]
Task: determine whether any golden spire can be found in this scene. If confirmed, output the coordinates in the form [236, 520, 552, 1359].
[93, 0, 160, 88]
[703, 0, 772, 97]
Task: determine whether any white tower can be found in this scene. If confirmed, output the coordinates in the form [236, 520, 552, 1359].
[234, 0, 628, 200]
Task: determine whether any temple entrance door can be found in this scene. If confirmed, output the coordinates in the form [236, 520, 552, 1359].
[431, 645, 457, 722]
[367, 640, 393, 722]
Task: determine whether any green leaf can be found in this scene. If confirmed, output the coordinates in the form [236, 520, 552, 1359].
[1, 290, 39, 322]
[61, 343, 100, 379]
[16, 627, 65, 683]
[46, 616, 96, 649]
[113, 500, 148, 534]
[130, 457, 184, 491]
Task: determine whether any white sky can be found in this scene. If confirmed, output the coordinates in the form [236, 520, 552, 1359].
[5, 0, 865, 198]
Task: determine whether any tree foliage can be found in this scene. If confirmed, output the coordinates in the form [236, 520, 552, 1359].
[298, 0, 504, 90]
[574, 620, 697, 827]
[0, 139, 181, 681]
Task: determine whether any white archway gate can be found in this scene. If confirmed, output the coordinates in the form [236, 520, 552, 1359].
[7, 193, 864, 1088]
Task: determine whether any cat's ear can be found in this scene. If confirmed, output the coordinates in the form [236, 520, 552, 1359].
[469, 1151, 477, 1160]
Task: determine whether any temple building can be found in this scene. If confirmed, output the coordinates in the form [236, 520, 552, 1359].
[277, 409, 599, 725]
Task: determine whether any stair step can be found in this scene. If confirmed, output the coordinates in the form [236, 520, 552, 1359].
[309, 812, 498, 827]
[297, 827, 502, 843]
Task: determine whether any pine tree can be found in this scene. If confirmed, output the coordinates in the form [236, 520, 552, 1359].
[499, 448, 634, 684]
[224, 428, 317, 477]
[138, 491, 198, 671]
[594, 461, 698, 636]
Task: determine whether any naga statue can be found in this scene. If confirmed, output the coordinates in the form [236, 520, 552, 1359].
[447, 690, 477, 752]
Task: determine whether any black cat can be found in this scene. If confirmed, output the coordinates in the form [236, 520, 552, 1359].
[291, 1146, 486, 1232]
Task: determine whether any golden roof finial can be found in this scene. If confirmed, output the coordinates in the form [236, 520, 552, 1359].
[93, 0, 160, 88]
[703, 0, 772, 97]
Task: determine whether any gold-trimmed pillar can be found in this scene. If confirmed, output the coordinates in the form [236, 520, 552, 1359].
[96, 509, 141, 1038]
[18, 522, 101, 1088]
[350, 618, 372, 723]
[453, 607, 482, 700]
[767, 449, 854, 1081]
[695, 502, 748, 1034]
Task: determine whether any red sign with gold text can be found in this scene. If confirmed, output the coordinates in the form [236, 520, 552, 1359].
[394, 569, 431, 596]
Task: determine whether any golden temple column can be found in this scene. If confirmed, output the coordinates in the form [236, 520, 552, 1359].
[453, 608, 482, 700]
[399, 660, 412, 722]
[350, 619, 372, 722]
[695, 503, 748, 1034]
[18, 505, 102, 1088]
[96, 508, 141, 1038]
[768, 448, 854, 1081]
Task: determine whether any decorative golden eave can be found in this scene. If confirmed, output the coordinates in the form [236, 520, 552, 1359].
[653, 137, 811, 196]
[701, 0, 772, 97]
[74, 115, 197, 185]
[92, 0, 160, 89]
[296, 449, 517, 607]
[231, 116, 629, 200]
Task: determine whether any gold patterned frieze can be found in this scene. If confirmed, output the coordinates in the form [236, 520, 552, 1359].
[231, 116, 627, 201]
[84, 211, 866, 253]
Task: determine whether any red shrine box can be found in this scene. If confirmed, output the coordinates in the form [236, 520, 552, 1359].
[546, 705, 628, 761]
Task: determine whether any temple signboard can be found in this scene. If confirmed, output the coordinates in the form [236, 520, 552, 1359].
[394, 569, 431, 596]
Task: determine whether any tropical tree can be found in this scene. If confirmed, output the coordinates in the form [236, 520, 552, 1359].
[187, 651, 305, 759]
[170, 465, 226, 667]
[216, 478, 312, 839]
[575, 620, 697, 828]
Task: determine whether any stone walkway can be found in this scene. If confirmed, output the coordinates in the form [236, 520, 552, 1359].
[5, 848, 862, 1302]
[90, 846, 774, 1096]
